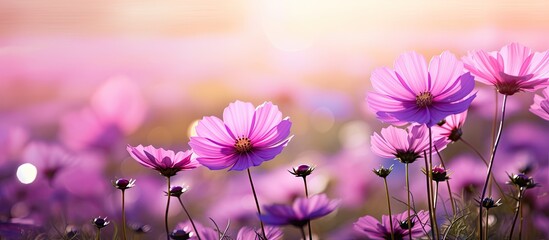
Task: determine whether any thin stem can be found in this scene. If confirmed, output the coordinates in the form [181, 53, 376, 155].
[165, 176, 171, 240]
[519, 196, 524, 240]
[303, 177, 309, 198]
[460, 138, 489, 166]
[434, 146, 456, 216]
[96, 228, 101, 240]
[300, 226, 307, 240]
[488, 90, 499, 199]
[177, 197, 202, 240]
[247, 168, 267, 239]
[509, 189, 524, 240]
[405, 163, 412, 240]
[383, 178, 395, 240]
[302, 177, 312, 240]
[434, 182, 439, 212]
[479, 94, 508, 240]
[490, 88, 499, 158]
[461, 138, 507, 201]
[122, 190, 127, 240]
[485, 209, 489, 240]
[428, 127, 439, 240]
[423, 152, 436, 240]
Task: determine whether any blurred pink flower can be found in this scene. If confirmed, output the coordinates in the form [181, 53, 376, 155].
[126, 144, 199, 177]
[260, 194, 339, 228]
[354, 210, 430, 240]
[463, 42, 549, 95]
[371, 125, 448, 164]
[22, 141, 73, 184]
[189, 101, 292, 171]
[530, 86, 549, 120]
[236, 226, 283, 240]
[367, 51, 476, 127]
[60, 76, 147, 150]
[432, 110, 468, 142]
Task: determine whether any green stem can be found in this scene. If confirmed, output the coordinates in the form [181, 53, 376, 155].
[423, 152, 436, 240]
[384, 178, 395, 240]
[480, 94, 508, 240]
[300, 226, 307, 240]
[165, 177, 171, 240]
[428, 127, 439, 240]
[302, 177, 312, 240]
[434, 182, 439, 212]
[406, 163, 412, 240]
[247, 168, 267, 239]
[519, 196, 524, 240]
[461, 138, 507, 202]
[485, 209, 489, 239]
[96, 228, 101, 240]
[177, 197, 202, 240]
[434, 146, 456, 216]
[122, 190, 127, 240]
[509, 189, 524, 240]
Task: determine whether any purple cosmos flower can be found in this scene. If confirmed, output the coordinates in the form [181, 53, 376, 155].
[236, 226, 283, 240]
[126, 144, 199, 177]
[371, 124, 448, 164]
[432, 110, 468, 142]
[260, 194, 339, 228]
[530, 86, 549, 120]
[189, 101, 292, 171]
[354, 210, 430, 240]
[463, 42, 549, 95]
[367, 51, 476, 127]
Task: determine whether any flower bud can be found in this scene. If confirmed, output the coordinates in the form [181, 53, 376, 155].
[289, 164, 315, 178]
[507, 173, 538, 189]
[170, 229, 193, 240]
[480, 197, 502, 209]
[399, 218, 415, 230]
[431, 166, 449, 182]
[92, 217, 110, 229]
[113, 178, 136, 190]
[372, 165, 393, 178]
[167, 185, 189, 197]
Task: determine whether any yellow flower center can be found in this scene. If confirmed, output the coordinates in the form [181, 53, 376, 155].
[416, 92, 433, 107]
[235, 137, 252, 153]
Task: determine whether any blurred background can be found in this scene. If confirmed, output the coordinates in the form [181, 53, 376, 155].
[1, 0, 548, 239]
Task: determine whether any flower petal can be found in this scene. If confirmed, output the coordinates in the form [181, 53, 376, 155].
[195, 116, 235, 146]
[249, 102, 283, 141]
[394, 52, 429, 93]
[499, 43, 532, 76]
[371, 67, 416, 100]
[223, 101, 255, 138]
[251, 119, 292, 148]
[429, 51, 464, 94]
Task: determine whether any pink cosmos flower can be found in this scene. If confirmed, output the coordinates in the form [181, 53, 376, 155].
[60, 77, 147, 150]
[260, 194, 339, 228]
[530, 87, 549, 120]
[236, 226, 283, 240]
[22, 141, 73, 183]
[432, 110, 468, 142]
[126, 144, 199, 177]
[367, 51, 476, 127]
[189, 101, 292, 171]
[354, 210, 430, 240]
[463, 42, 549, 95]
[371, 124, 448, 164]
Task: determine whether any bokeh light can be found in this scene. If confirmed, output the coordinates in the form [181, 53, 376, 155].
[16, 163, 37, 184]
